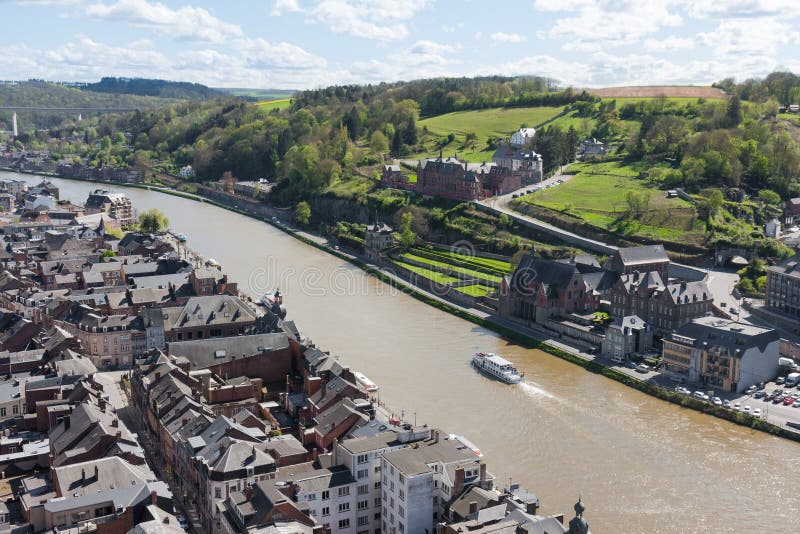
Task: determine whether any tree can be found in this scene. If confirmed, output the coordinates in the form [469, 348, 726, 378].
[391, 128, 403, 156]
[758, 189, 782, 205]
[221, 171, 237, 193]
[294, 201, 311, 227]
[100, 249, 117, 261]
[398, 211, 416, 247]
[706, 189, 724, 216]
[403, 117, 418, 146]
[138, 208, 169, 234]
[725, 95, 742, 127]
[370, 130, 389, 154]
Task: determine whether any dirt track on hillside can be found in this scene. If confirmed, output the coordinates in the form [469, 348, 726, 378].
[587, 86, 728, 99]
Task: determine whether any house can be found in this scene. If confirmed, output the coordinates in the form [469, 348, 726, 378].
[380, 164, 414, 191]
[364, 222, 395, 262]
[417, 157, 485, 202]
[0, 192, 15, 212]
[662, 317, 780, 392]
[143, 294, 258, 348]
[381, 429, 493, 534]
[609, 271, 712, 337]
[604, 244, 670, 282]
[221, 480, 318, 533]
[765, 253, 800, 321]
[783, 198, 800, 225]
[491, 144, 543, 185]
[499, 250, 600, 324]
[85, 189, 135, 227]
[510, 127, 536, 148]
[601, 315, 652, 362]
[578, 138, 608, 156]
[23, 193, 55, 212]
[765, 218, 781, 238]
[179, 165, 196, 179]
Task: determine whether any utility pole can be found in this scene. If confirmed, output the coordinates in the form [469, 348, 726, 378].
[11, 112, 18, 137]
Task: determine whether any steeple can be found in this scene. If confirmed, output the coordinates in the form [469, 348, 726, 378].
[568, 497, 590, 534]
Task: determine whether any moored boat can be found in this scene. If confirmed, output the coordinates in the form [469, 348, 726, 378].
[353, 371, 379, 392]
[471, 352, 524, 384]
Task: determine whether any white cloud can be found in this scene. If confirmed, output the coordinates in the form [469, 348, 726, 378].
[643, 35, 695, 52]
[305, 0, 433, 41]
[545, 1, 683, 51]
[490, 32, 526, 43]
[697, 17, 800, 58]
[85, 0, 243, 43]
[270, 0, 301, 16]
[684, 0, 799, 19]
[232, 37, 327, 69]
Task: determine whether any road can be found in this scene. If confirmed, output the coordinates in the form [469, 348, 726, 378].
[94, 370, 202, 534]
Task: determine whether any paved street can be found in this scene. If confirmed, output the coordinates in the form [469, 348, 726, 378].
[94, 370, 201, 534]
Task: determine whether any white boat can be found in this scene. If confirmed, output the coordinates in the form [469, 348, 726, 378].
[175, 232, 188, 242]
[471, 352, 524, 384]
[353, 371, 379, 392]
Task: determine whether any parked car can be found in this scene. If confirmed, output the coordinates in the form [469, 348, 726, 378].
[753, 408, 762, 417]
[754, 390, 766, 398]
[777, 377, 785, 385]
[512, 194, 519, 198]
[733, 402, 741, 410]
[794, 400, 800, 408]
[177, 515, 188, 531]
[783, 396, 795, 406]
[723, 399, 731, 408]
[743, 405, 751, 413]
[745, 385, 757, 395]
[712, 397, 723, 406]
[636, 364, 650, 373]
[757, 382, 766, 390]
[625, 361, 637, 369]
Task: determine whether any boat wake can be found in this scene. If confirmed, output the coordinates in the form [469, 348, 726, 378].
[519, 381, 559, 401]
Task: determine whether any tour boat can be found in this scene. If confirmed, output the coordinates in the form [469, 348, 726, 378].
[353, 371, 379, 392]
[471, 352, 524, 384]
[175, 232, 188, 242]
[261, 290, 283, 308]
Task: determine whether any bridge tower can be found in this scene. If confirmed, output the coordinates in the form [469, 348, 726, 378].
[11, 111, 18, 137]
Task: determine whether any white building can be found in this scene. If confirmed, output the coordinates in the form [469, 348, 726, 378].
[337, 428, 430, 534]
[380, 430, 493, 534]
[288, 465, 359, 533]
[510, 128, 536, 148]
[23, 193, 55, 212]
[766, 218, 781, 239]
[179, 165, 196, 179]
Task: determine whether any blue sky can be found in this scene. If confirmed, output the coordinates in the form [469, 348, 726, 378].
[4, 0, 800, 89]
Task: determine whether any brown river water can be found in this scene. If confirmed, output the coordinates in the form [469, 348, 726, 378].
[6, 171, 797, 532]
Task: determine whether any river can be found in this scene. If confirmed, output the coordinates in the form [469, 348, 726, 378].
[6, 171, 797, 532]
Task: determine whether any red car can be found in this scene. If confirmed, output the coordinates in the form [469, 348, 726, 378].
[783, 396, 795, 406]
[773, 396, 785, 404]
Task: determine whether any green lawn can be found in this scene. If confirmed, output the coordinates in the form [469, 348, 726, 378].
[411, 247, 513, 274]
[454, 284, 495, 297]
[392, 261, 459, 285]
[516, 165, 705, 244]
[256, 99, 291, 112]
[400, 252, 503, 283]
[415, 105, 566, 162]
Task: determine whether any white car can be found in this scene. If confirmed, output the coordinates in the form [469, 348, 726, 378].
[733, 402, 741, 410]
[794, 400, 800, 408]
[712, 397, 723, 406]
[743, 405, 751, 413]
[753, 408, 762, 417]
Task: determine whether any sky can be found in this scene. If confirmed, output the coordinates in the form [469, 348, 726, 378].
[3, 0, 800, 90]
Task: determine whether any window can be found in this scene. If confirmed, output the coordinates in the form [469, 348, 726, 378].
[322, 490, 330, 500]
[389, 481, 394, 491]
[214, 487, 221, 499]
[321, 507, 330, 517]
[357, 453, 369, 464]
[398, 474, 405, 484]
[12, 405, 18, 415]
[339, 503, 350, 513]
[398, 522, 404, 532]
[307, 493, 316, 501]
[374, 466, 381, 474]
[358, 515, 369, 527]
[399, 489, 404, 501]
[358, 469, 369, 479]
[374, 497, 381, 507]
[374, 481, 381, 490]
[358, 484, 369, 495]
[358, 499, 369, 510]
[339, 486, 350, 497]
[398, 506, 404, 518]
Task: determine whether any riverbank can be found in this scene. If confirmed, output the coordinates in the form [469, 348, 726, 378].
[8, 167, 800, 443]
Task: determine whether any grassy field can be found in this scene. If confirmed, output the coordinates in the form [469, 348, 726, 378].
[454, 284, 495, 297]
[412, 247, 513, 274]
[416, 106, 565, 162]
[400, 252, 503, 283]
[256, 98, 292, 112]
[516, 160, 705, 243]
[393, 261, 459, 285]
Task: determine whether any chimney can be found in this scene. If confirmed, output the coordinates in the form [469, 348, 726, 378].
[64, 417, 71, 430]
[469, 501, 478, 515]
[526, 499, 539, 515]
[111, 418, 118, 428]
[94, 465, 99, 480]
[332, 438, 339, 466]
[479, 463, 486, 485]
[312, 447, 320, 461]
[81, 468, 86, 482]
[245, 485, 254, 500]
[151, 490, 158, 505]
